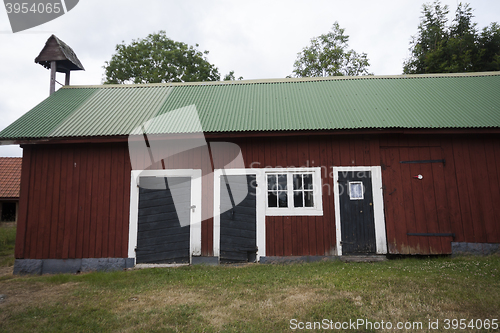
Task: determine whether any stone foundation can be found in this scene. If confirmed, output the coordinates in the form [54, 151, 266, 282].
[451, 242, 500, 256]
[13, 258, 135, 275]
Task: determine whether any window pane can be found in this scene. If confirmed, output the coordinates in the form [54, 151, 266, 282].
[293, 174, 302, 190]
[267, 174, 276, 190]
[268, 191, 278, 207]
[304, 191, 314, 207]
[293, 191, 303, 207]
[278, 191, 288, 207]
[278, 174, 287, 190]
[303, 174, 313, 189]
[349, 182, 363, 200]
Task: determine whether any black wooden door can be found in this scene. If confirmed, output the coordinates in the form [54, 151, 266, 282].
[220, 174, 257, 263]
[136, 176, 191, 264]
[338, 171, 376, 254]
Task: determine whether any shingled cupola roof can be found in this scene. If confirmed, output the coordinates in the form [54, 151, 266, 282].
[35, 34, 84, 72]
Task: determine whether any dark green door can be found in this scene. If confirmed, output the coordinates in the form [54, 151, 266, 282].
[220, 175, 257, 263]
[338, 171, 376, 254]
[136, 176, 191, 264]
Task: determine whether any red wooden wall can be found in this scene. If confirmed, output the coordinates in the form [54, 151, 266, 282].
[380, 134, 500, 254]
[15, 133, 500, 259]
[16, 143, 131, 259]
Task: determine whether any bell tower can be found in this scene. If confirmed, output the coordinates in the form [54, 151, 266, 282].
[35, 35, 85, 95]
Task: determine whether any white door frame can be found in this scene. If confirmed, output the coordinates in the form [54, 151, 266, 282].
[213, 168, 266, 261]
[128, 169, 202, 264]
[332, 166, 387, 256]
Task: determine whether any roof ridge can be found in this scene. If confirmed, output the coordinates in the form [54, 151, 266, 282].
[63, 71, 500, 89]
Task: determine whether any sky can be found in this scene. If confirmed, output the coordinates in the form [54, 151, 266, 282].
[0, 0, 499, 157]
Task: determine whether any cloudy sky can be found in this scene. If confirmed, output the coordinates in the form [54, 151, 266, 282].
[1, 0, 499, 157]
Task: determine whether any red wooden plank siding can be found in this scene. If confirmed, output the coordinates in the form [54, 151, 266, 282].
[484, 139, 500, 242]
[419, 147, 442, 254]
[439, 138, 463, 243]
[309, 137, 324, 255]
[122, 146, 132, 258]
[15, 146, 31, 258]
[398, 147, 419, 253]
[469, 139, 493, 243]
[451, 138, 475, 242]
[429, 146, 452, 253]
[29, 148, 43, 258]
[49, 148, 62, 259]
[68, 148, 81, 259]
[461, 140, 483, 243]
[37, 147, 50, 259]
[108, 147, 119, 258]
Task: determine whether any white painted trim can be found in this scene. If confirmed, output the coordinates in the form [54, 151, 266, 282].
[332, 166, 387, 256]
[213, 168, 266, 261]
[264, 167, 323, 216]
[128, 169, 202, 264]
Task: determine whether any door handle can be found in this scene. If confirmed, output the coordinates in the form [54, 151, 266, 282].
[190, 205, 196, 212]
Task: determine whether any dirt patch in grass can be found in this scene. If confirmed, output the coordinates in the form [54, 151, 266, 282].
[0, 281, 81, 321]
[0, 266, 13, 277]
[202, 286, 332, 328]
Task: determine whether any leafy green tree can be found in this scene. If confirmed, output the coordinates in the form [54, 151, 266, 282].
[403, 1, 500, 74]
[103, 31, 221, 84]
[223, 70, 243, 81]
[292, 22, 371, 77]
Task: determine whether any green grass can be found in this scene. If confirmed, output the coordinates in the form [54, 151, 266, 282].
[1, 255, 499, 332]
[0, 222, 16, 267]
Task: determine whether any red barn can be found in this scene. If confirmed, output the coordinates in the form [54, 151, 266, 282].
[0, 157, 22, 223]
[1, 72, 499, 274]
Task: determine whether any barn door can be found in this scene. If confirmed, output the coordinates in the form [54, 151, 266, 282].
[338, 171, 376, 254]
[136, 176, 192, 264]
[219, 174, 257, 263]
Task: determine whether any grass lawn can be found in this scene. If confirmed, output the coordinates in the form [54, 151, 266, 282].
[0, 222, 16, 268]
[0, 224, 499, 332]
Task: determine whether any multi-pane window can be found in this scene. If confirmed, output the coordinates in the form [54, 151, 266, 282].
[266, 169, 322, 216]
[267, 174, 288, 208]
[292, 174, 314, 207]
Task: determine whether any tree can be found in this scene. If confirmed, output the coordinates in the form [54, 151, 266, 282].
[403, 1, 500, 74]
[223, 70, 243, 81]
[103, 31, 221, 84]
[291, 22, 371, 77]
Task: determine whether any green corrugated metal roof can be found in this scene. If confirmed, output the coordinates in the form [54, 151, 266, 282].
[1, 72, 499, 140]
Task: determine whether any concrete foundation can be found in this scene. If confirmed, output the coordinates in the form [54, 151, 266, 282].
[452, 242, 500, 256]
[13, 258, 135, 275]
[259, 256, 339, 264]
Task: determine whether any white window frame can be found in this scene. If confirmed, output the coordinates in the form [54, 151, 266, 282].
[213, 168, 266, 260]
[128, 169, 202, 265]
[349, 181, 364, 200]
[265, 167, 323, 216]
[332, 166, 387, 256]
